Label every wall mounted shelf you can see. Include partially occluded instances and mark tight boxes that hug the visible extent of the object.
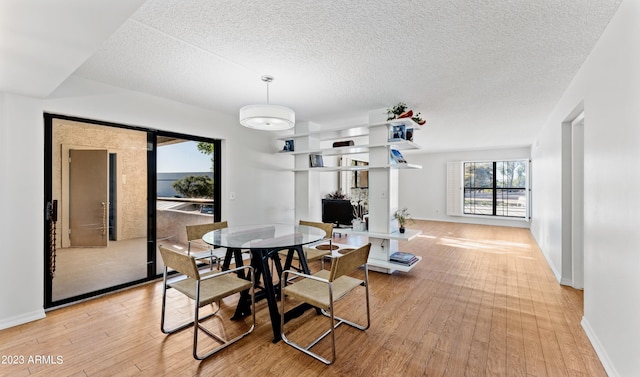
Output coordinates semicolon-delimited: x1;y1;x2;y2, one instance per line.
278;139;421;157
293;163;422;172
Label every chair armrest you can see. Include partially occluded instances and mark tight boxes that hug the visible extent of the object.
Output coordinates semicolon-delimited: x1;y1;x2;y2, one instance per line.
281;269;330;285
192;248;227;260
188;239;212;252
201;264;253;281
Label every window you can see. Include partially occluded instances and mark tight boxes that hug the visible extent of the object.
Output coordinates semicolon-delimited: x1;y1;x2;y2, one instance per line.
464;160;527;218
351;160;368;188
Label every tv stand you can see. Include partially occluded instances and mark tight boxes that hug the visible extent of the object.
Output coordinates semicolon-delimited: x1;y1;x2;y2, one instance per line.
331;224;353;237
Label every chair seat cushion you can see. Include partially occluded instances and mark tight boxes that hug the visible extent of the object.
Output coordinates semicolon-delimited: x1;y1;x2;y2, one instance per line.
282;270;363;310
168;274;252;307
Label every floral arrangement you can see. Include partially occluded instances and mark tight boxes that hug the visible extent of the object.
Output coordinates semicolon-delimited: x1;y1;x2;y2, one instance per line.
386;102;426;125
353;201;366;220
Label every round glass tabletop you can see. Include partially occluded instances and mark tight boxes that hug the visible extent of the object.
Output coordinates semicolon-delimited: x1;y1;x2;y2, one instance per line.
202;223;326;249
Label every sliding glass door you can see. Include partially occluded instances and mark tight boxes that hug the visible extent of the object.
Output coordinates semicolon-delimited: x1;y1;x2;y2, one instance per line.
44;114;220;308
154;135;221;275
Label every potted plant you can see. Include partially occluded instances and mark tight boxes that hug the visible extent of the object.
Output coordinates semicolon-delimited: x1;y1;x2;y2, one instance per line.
325;189;350;200
387;102;410;121
411;112;426;125
393;208;414;233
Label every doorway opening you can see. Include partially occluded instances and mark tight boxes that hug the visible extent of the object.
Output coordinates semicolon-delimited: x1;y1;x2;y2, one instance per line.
561;107;584;290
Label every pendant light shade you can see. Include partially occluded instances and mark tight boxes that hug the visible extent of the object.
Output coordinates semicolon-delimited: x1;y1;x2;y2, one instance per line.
239;75;295;130
239;104;295;130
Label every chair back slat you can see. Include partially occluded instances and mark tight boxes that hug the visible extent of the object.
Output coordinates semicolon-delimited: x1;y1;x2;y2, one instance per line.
329;243;371;282
299;220;333;238
186;221;228;242
159;246;201;280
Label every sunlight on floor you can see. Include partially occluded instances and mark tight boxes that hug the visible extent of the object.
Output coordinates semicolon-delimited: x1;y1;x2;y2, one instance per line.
437;236;532;254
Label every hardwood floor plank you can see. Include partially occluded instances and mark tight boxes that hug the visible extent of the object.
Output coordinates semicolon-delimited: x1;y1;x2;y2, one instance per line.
465;338;489;377
555;329;589;375
507;334;527;377
521;314;548;377
581;354;609;377
538;327;571;377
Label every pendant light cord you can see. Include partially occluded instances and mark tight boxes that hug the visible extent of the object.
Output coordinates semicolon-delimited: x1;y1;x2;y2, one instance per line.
262;75;274;104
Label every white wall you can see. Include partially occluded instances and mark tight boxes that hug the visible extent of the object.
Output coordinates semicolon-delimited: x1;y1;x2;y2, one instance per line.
531;1;640;375
0;93;47;328
398;147;531;228
0;76;295;329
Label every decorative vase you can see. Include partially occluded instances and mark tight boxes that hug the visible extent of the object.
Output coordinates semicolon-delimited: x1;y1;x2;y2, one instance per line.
399;226;405;233
352;218;364;231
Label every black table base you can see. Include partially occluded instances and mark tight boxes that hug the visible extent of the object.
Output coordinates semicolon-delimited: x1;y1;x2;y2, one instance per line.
221;245;314;342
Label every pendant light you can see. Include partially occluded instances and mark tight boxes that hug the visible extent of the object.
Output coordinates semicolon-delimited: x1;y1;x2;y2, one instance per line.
239;75;295;130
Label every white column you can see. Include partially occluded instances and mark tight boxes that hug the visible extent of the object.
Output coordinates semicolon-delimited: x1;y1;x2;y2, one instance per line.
366;110;398;269
294;122;322;222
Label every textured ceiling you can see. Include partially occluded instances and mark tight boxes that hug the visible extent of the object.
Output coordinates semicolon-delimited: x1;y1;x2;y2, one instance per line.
0;0;147;97
3;1;623;152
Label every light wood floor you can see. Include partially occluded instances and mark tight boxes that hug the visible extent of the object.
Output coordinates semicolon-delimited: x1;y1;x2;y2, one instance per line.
0;221;606;377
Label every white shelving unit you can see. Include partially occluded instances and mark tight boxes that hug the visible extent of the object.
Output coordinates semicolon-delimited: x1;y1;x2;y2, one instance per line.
339;228;421;240
278;139;421;157
292;163;422;172
337;228;423;272
362;256;423;273
282;110;425;273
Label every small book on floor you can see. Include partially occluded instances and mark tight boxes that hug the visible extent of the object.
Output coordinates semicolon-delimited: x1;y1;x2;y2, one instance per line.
390;251;418;265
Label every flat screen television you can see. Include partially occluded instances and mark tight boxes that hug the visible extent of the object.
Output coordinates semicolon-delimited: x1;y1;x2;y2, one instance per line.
321;199;354;227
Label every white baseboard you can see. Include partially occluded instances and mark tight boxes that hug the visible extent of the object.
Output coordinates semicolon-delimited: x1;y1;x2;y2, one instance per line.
0;309;46;330
539;247;562;283
581;316;619;377
560;277;573;286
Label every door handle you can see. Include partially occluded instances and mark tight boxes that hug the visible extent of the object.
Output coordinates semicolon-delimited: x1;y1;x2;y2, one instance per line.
47;200;58;277
101;201;108;236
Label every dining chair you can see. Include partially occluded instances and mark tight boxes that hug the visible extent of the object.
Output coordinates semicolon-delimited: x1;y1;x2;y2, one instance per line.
159;245;255;360
279;220;336;273
185;221;230;270
280;243;371;364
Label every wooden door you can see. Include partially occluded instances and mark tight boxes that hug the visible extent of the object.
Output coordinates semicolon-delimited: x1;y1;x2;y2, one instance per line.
69;149;108;247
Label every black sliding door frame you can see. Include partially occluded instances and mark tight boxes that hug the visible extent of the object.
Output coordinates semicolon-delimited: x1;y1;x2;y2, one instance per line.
44;113;221;309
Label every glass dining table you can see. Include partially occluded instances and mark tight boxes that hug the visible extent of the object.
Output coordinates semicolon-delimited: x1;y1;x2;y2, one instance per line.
202;223;326;342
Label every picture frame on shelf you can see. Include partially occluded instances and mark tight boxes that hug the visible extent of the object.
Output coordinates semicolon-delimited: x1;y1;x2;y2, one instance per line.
389;124;406;141
406;128;414;141
309;154;324;167
389;149;407;164
282;139;294;152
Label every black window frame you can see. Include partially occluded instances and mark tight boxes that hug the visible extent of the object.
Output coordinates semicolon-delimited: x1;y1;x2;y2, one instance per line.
463;160;528;219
